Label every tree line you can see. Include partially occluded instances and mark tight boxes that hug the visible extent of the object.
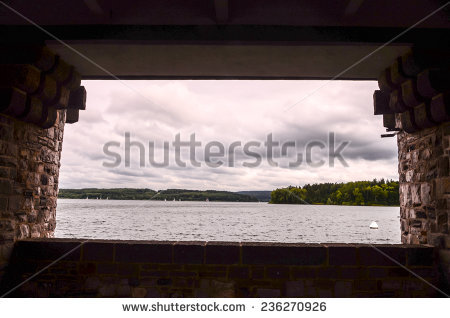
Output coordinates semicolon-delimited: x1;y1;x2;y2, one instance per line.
58;188;258;202
269;179;399;206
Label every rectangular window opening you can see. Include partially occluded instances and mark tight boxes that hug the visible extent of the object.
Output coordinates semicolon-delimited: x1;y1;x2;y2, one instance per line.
56;80;400;244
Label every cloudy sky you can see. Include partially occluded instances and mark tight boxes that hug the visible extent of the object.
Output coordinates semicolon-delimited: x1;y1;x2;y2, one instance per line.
59;80;398;191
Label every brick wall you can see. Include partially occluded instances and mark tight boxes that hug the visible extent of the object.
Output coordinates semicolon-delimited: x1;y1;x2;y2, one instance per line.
0;239;441;297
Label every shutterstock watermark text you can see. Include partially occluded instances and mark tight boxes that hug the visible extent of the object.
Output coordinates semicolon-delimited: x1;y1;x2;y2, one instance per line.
102;132;350;169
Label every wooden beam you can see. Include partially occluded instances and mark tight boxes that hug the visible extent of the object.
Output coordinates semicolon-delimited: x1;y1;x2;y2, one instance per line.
344;0;365;16
430;93;450;123
33;74;58;105
0;86;27;117
400;110;419;133
401;47;450;77
390;58;410;86
68;86;87;110
62;67;82;91
373;90;393;115
0;64;41;94
214;0;229;24
48;85;70;109
83;0;104;15
20;96;44;124
401;50;422;77
377;68;396;93
417;68;450;98
401;79;425;108
413;103;436;129
66;108;80;124
47;56;72;84
39;106;58;129
389;89;408;112
383;113;396;130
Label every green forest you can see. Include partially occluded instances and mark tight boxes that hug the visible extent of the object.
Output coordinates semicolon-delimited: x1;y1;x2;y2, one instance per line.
59;180;399;205
150;189;258;202
58;188;157;200
58;188;258;202
269;179;399;206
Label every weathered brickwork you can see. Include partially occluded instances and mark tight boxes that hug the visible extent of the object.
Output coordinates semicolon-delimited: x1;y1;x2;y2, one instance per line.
373;46;450;291
397;122;450;291
397;123;450;245
0;240;440;297
0;111;65;279
0;45;85;282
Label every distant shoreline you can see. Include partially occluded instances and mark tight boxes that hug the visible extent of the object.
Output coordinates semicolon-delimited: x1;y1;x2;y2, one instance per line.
58;188;266;202
59;181;400;206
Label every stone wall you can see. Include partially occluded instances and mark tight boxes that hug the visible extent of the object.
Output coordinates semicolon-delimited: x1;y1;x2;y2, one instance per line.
0;45;85;282
0;239;441;297
373;47;450;290
397;123;450;246
397;122;450;291
0;110;65;274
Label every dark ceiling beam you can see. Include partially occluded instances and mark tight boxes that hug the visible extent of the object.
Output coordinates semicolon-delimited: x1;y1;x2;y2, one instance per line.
344;0;365;16
1;25;449;46
83;0;104;15
214;0;229;24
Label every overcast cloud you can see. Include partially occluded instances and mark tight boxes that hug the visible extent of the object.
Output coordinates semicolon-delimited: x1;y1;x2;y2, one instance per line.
59;80;398;191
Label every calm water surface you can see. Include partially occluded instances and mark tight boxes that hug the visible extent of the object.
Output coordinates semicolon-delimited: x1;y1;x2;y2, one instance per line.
55;199;401;244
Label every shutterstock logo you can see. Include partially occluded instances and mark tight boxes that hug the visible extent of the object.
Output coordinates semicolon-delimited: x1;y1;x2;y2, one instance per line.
102;132;350;169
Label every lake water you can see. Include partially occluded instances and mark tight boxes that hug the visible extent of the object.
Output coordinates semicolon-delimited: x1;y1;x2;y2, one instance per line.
55;200;401;244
